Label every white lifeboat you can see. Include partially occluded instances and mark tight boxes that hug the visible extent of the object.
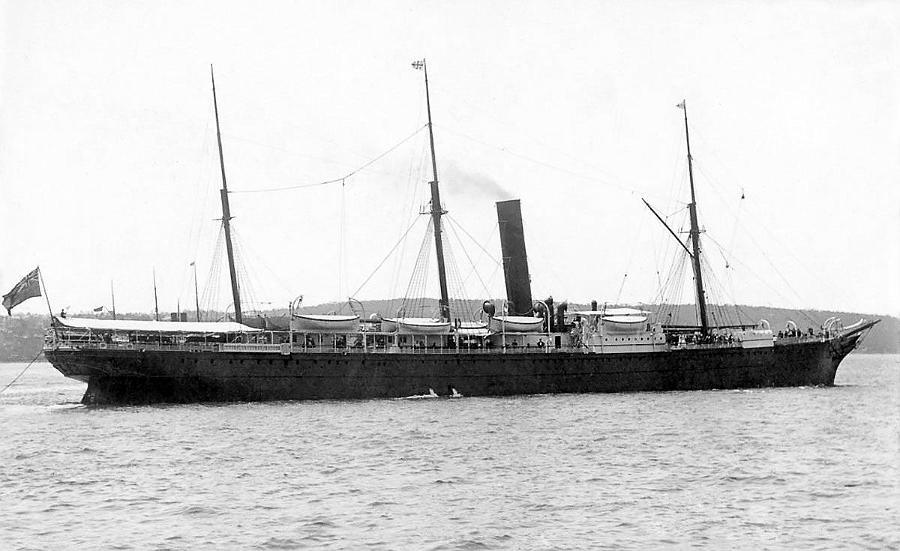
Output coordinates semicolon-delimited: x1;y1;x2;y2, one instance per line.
489;315;544;333
457;321;490;337
382;317;452;335
601;314;648;334
291;314;360;333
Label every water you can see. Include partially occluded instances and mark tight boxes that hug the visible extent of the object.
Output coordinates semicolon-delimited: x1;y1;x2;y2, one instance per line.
1;356;898;550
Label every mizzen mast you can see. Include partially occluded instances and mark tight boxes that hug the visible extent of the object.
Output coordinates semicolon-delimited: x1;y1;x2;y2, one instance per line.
415;59;451;322
678;100;709;335
211;65;243;324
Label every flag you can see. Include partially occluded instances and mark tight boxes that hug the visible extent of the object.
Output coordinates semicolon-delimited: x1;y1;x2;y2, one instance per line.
2;267;41;315
93;306;104;312
411;59;425;70
676;100;686;110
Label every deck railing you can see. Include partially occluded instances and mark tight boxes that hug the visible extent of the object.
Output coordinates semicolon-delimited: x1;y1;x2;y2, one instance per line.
44;328;830;355
45;330;566;355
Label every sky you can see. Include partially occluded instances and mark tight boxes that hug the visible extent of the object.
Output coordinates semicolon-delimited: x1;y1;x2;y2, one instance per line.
1;0;898;320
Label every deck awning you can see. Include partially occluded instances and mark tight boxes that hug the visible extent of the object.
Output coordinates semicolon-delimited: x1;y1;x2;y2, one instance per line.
52;317;262;333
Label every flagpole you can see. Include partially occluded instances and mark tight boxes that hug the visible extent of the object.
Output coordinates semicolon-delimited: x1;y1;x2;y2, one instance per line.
37;267;54;317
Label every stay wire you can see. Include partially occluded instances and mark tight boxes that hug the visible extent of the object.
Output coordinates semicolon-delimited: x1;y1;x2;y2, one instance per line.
436;124;653;198
347;217;425;303
446;218;493;300
706;236;818;327
0;349;45;395
229;125;428;194
445;214;501;266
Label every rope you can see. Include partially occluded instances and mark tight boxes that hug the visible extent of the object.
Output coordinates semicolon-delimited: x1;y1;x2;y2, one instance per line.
437;124;651;198
445;214;501;266
692;159;828;318
0;350;44;395
347;217;424;301
446;218;493;299
229;125;427;194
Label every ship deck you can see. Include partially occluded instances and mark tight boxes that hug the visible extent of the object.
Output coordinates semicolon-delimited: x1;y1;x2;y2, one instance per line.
44;328;830;356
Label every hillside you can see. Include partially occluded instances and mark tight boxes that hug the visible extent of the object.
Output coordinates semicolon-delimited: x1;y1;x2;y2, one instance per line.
1;302;896;362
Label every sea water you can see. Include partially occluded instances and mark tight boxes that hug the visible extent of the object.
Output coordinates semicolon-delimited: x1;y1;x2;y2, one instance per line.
1;355;897;550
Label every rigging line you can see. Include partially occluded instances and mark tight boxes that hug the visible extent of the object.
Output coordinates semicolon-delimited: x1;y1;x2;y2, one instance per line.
433;81;656;190
446;218;493;301
436;124;649;197
228;124;428;194
693;159;820;283
704;234;818;326
229;227;295;297
402;219;434;317
182;115;215;299
615;274;628;305
200;225;226;313
445;214;501;266
388;141;429;313
222;134;379;169
0;349;44;395
659;252;689;319
707;227;815;321
617;197;651;303
693;161;820;311
347;217;425;301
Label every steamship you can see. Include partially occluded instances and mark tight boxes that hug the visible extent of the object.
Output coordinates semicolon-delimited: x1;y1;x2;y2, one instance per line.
43;64;878;405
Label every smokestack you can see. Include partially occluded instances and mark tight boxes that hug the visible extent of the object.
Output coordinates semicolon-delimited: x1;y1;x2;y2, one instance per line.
496;199;533;316
556;301;568;331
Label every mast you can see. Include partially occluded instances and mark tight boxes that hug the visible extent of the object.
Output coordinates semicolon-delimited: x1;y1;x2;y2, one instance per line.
679;100;709;334
420;59;451;322
211;65;243;324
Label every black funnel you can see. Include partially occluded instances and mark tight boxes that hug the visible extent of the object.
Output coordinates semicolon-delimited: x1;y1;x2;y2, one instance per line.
496;199;533;316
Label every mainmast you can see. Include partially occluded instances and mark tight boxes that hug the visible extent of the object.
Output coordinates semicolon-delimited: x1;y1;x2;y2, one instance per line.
679;100;709;334
211;65;243;324
418;59;451;322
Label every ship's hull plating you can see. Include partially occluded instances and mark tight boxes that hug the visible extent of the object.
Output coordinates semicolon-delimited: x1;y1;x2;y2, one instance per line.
44;335;861;405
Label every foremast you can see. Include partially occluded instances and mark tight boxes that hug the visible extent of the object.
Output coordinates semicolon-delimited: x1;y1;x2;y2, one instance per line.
679;100;709;335
417;59;451;322
211;65;243;324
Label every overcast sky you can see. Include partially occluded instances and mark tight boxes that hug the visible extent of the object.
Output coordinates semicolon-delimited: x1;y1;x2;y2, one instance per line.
1;0;898;320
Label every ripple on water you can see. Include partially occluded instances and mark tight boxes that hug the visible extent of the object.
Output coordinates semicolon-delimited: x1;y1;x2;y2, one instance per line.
1;357;899;549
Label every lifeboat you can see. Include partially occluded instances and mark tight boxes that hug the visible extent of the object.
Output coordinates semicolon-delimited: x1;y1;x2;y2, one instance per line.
381;317;452;334
291;314;360;333
489;315;544;333
574;309;650;334
457;321;490;337
601;314;648;334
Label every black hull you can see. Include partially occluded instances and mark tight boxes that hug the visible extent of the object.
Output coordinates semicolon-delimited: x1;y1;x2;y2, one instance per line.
44;334;863;405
